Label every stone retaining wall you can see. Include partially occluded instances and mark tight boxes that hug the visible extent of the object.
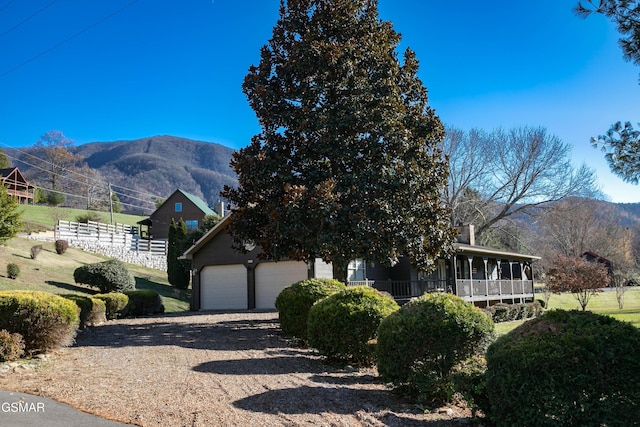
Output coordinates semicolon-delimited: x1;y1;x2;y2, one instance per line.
66;240;167;271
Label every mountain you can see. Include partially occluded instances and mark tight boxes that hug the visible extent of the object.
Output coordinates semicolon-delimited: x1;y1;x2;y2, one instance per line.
72;136;237;213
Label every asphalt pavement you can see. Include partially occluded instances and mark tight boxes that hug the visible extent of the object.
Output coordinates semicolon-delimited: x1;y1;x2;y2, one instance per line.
0;391;132;427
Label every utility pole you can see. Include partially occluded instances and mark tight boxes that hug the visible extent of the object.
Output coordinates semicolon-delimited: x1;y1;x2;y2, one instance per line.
108;183;114;224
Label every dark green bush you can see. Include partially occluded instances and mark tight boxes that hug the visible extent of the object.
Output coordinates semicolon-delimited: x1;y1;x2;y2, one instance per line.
30;245;42;260
93;293;129;320
75;211;104;223
55;239;69;255
376;293;495;404
6;263;20;279
483;301;542;323
307;286;399;365
73;259;136;293
275;278;346;341
484;309;640;426
0;329;25;362
60;295;107;328
0;291;80;354
449;355;489;416
123;290;164;317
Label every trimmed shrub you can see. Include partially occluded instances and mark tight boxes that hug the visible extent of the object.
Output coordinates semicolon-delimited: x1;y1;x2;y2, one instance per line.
93;293;129;320
54;239;69;255
449;355;489;416
30;245;42;260
123;290;164;317
484;309;640;426
275;278;346;341
75;211;104;223
377;293;495;404
307;286;399;365
6;263;20;279
0;291;80;354
483;301;542;323
73;259;136;293
60;295;107;328
0;330;25;362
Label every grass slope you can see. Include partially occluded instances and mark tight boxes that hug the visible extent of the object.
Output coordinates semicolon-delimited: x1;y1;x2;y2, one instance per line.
494;288;640;335
0;237;189;313
18;204;146;232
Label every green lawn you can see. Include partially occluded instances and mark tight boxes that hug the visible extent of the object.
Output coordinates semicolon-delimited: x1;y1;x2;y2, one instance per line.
0;236;189;313
18;204;146;232
494;288;640;335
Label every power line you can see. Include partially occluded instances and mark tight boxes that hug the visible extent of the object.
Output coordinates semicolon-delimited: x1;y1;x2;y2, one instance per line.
0;141;164;202
0;0;140;78
0;1;16;15
0;0;58;40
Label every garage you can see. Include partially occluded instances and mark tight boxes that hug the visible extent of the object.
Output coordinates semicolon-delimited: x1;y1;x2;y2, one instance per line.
255;261;309;309
200;264;247;310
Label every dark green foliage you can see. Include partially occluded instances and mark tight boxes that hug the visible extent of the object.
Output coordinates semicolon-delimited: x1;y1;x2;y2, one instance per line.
60;295;107;328
167;219;190;290
484;309;640;426
275;278;346;341
73;259;136;293
307;286;399;365
0;149;9;168
0;185;21;244
376;293;495;404
6;263;20;279
0;330;25;362
449;355;489;417
30;245;42;259
187;214;222;243
46;190;65;207
0;291;80;354
592;120;640;184
123;290;164;317
93;293;129;320
55;239;69;255
483;301;542;323
75;211;104;223
222;0;455;275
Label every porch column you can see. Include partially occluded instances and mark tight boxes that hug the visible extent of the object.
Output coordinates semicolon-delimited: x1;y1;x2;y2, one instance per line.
467;256;474;299
483;257;489;297
509;261;514;296
519;261;525;302
497;259;503;302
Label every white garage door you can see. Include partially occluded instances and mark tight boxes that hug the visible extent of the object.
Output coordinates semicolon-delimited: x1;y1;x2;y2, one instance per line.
255;261;308;309
200;265;247;310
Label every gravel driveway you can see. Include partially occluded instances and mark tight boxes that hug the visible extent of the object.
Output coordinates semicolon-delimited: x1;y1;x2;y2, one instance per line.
0;311;470;426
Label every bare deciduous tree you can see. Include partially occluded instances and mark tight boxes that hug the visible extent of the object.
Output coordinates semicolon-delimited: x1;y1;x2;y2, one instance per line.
442;126;597;242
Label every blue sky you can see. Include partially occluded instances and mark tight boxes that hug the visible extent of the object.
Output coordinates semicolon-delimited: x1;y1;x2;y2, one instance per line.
1;0;639;202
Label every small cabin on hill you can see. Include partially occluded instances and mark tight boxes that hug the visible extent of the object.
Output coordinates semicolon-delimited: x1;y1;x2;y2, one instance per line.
581;251;614;285
1;167;34;204
137;189;222;240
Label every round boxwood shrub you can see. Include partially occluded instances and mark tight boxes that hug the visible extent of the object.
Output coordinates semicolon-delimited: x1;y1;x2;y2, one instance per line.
484;309;640;426
123;290;164;317
0;291;80;354
307;286;399;365
60;295;107;328
6;263;20;279
73;259;136;293
55;239;69;255
0;329;25;362
376;293;495;404
94;292;129;320
275;278;346;341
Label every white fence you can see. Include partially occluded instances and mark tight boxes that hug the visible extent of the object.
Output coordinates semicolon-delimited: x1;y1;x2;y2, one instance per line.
54;220;168;271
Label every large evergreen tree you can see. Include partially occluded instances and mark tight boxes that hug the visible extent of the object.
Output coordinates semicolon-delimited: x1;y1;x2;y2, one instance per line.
222;0;455;274
167;218;190;289
0;185;21;244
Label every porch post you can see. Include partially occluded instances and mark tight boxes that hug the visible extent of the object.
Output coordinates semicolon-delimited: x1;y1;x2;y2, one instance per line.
483;257;489;297
467;256;474;299
497;259;502;303
509;261;514;297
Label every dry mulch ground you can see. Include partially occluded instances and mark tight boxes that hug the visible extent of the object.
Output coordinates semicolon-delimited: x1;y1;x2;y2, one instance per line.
0;311;473;426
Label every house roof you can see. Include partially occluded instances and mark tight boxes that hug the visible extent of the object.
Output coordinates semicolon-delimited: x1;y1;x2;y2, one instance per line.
179;189;215;216
181;213;541;263
1;167;34;188
581;251;613;265
181;214;232;259
455;243;541;261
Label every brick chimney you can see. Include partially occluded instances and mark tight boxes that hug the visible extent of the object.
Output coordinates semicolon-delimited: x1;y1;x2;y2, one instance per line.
455;224;475;245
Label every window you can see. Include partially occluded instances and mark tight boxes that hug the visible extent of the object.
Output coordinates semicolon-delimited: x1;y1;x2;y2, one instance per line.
175;202;182;212
185;220;198;230
347;259;366;281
